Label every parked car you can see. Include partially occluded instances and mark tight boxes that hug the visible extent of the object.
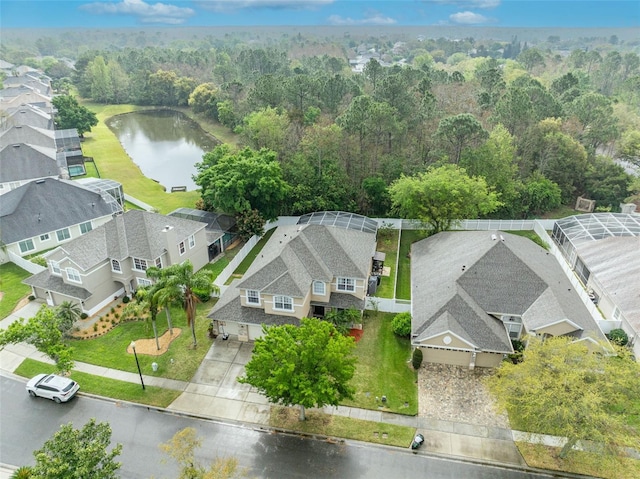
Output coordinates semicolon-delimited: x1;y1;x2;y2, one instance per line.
26;374;79;403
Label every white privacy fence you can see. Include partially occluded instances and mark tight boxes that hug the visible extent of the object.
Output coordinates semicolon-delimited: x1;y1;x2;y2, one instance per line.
7;251;46;275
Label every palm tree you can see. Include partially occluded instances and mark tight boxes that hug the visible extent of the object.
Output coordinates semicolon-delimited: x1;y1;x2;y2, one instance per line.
145;261;217;348
55;301;82;337
135;286;161;351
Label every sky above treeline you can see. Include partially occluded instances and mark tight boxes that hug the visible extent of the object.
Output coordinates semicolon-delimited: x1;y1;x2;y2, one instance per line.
1;0;638;29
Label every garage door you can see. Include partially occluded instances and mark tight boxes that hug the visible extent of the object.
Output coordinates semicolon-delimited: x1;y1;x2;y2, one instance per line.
424;348;472;367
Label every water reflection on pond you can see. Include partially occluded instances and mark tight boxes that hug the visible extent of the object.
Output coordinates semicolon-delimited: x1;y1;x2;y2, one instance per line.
106;110;218;191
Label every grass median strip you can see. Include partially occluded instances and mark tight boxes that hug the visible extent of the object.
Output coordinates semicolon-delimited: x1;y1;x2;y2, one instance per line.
270;406;415;448
14;358;181;408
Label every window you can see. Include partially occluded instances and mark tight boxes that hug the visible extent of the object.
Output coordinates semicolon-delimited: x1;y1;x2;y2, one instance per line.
155;257;163;268
50;261;61;275
79;221;92;234
66;268;81;283
273;296;293;311
111;259;121;273
313;281;326;296
246;290;260;305
188;235;195;248
137;277;152;287
613;307;621;321
19;239;35;253
337;277;355;292
502;316;522;340
56;228;71;241
40;233;50;241
132;258;147;271
179;241;186;255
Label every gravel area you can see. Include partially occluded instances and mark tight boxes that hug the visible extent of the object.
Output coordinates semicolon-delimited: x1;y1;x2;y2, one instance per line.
418;363;510;428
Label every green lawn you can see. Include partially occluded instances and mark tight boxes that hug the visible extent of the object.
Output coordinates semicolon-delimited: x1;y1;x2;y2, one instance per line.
270;406;415;448
81;103;200;214
507;230;549;249
0;263;32;320
396;230;428;300
14;358;181;408
374;228;399;298
70;301;215;382
342;312;418;415
225;229;275;284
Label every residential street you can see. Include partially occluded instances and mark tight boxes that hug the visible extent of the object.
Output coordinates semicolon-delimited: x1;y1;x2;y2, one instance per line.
1;375;561;479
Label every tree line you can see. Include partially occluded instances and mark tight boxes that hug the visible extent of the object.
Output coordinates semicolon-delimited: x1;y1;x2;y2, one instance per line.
35;40;640;225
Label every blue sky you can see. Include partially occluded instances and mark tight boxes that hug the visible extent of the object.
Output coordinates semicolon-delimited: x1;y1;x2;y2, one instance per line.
1;1;638;28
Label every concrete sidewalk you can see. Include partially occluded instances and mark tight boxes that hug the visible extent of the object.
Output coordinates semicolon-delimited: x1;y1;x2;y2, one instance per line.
0;301;530;470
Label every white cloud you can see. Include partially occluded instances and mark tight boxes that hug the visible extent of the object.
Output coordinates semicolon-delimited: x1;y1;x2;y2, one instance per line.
80;0;194;24
449;10;490;24
197;0;335;12
328;12;397;26
433;0;500;9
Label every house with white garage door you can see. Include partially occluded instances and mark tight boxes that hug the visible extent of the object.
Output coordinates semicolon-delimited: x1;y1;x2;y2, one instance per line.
208;217;377;341
411;230;608;368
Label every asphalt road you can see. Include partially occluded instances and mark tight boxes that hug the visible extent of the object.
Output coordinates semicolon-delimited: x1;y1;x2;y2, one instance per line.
1;376;557;478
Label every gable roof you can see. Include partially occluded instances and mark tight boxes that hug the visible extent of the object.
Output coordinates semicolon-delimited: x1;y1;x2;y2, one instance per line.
0;178;118;245
45;210;206;271
237;224;375;297
0;124;56;149
412;231;607;351
0;143;59;183
2;104;54;130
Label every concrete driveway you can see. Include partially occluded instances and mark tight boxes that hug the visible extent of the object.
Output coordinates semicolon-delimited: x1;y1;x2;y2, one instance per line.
167;338;271;424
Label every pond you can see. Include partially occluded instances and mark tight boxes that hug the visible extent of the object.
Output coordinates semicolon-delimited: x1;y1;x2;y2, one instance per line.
106;109;219;192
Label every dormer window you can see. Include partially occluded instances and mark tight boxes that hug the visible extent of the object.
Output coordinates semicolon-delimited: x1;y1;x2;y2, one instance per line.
313;281;326;296
66;267;81;283
50;261;61;276
246;290;260;305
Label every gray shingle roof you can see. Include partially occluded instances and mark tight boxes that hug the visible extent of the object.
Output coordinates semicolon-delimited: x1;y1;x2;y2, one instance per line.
23;269;92;300
0;143;59;182
237;224;375;297
208;281;301;327
4;104;54;130
0;178;116;245
0;125;56;149
46;210;206;271
412;231;607;350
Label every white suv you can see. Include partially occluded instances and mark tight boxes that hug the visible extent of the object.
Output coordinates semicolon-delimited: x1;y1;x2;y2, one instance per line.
26;374;80;403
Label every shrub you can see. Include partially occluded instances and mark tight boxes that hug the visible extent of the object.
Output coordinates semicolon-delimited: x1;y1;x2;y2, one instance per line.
28;295;36;301
607;328;629;346
117;304;122;308
102;324;107;329
412;348;423;369
93;324;98;332
391;312;412;337
111;319;115;324
114;313;119;319
122;295;130;304
11;466;33;478
80;312;88;319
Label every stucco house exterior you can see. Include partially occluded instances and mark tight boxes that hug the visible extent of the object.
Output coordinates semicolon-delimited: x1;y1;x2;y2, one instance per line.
411;230;608;368
23;210;209;315
0;178;120;260
208;221;377;341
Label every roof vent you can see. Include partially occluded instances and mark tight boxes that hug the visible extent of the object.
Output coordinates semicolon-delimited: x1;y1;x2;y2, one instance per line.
491;234;497;241
500;235;505;241
35;179;45;184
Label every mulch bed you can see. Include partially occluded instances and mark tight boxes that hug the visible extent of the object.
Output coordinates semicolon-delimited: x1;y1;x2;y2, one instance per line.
348;328;364;342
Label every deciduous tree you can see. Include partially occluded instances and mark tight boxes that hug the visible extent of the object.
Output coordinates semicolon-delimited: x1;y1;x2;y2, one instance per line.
239;318;357;421
30;419;122;479
389;164;501;233
0;306;74;372
487;336;640;461
51;95;98;136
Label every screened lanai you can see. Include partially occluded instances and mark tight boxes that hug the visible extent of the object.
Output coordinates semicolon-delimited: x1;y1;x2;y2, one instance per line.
297;211;378;234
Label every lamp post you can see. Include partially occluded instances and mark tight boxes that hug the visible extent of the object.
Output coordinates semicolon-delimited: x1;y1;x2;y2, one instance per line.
130;341;145;390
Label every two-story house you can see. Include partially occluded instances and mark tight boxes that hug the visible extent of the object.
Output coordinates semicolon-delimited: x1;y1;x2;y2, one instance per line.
0;178;120;260
208;222;377;341
23;210;209;315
